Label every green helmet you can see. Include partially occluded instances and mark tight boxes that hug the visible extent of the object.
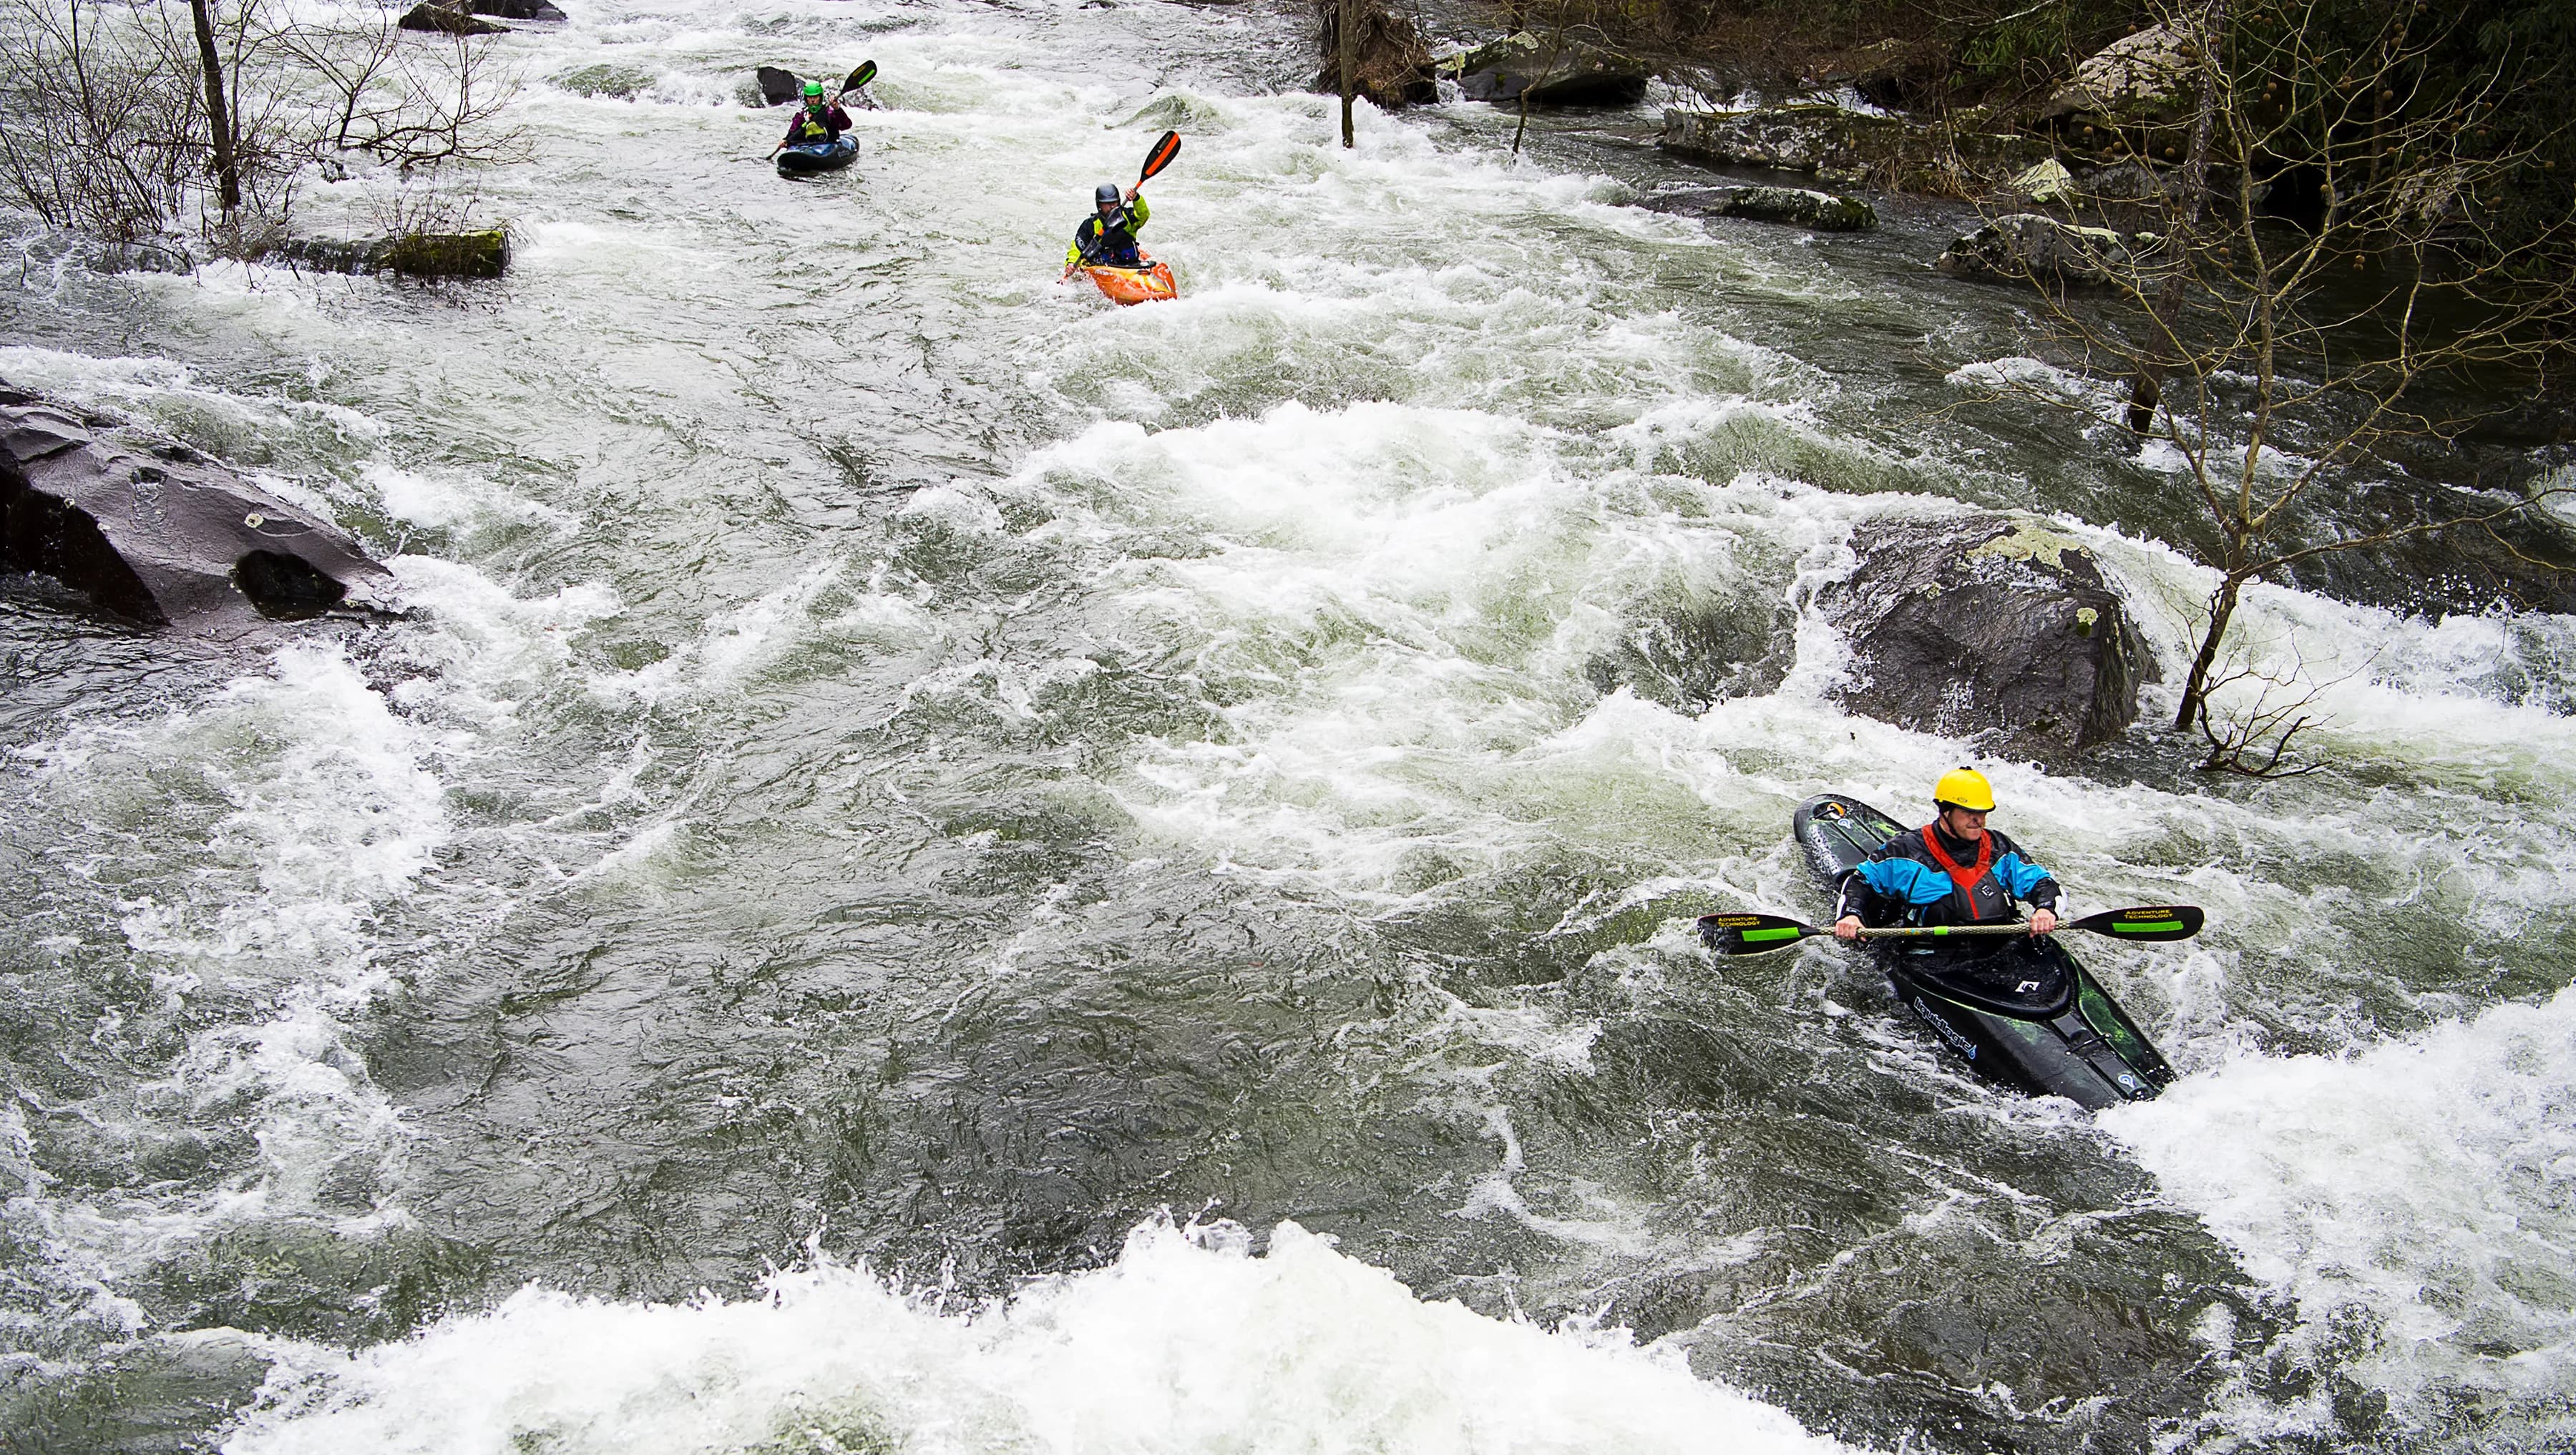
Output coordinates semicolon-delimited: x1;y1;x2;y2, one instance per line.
801;80;825;102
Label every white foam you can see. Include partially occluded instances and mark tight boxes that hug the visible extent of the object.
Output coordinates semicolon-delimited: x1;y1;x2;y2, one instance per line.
2102;988;2576;1436
224;1218;1858;1455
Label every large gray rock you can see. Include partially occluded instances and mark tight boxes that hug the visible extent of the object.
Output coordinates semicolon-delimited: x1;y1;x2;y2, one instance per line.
1936;213;2160;288
469;0;565;18
1659;105;2051;192
0;385;395;628
2042;23;2196;131
1818;514;2154;756
1441;30;1649;108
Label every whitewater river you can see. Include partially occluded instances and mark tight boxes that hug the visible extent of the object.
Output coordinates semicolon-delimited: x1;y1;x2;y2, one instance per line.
4;0;2573;1451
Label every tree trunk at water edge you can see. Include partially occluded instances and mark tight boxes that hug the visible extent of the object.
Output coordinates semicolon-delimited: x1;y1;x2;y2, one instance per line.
188;0;240;212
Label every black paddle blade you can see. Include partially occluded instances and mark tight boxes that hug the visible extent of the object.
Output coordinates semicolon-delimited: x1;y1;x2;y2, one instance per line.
843;59;876;94
2068;905;2204;941
1697;913;1818;955
1138;129;1181;183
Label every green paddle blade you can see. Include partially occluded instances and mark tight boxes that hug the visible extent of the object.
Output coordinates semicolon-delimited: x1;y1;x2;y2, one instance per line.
842;60;876;94
1697;912;1818;955
2067;905;2204;941
1139;129;1181;183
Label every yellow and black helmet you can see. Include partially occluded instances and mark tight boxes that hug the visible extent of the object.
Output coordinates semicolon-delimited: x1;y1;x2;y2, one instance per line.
1933;765;1995;813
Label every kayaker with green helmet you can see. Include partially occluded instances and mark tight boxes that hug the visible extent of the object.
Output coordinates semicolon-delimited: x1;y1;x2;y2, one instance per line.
1064;181;1150;272
1832;767;2062;941
780;80;852;149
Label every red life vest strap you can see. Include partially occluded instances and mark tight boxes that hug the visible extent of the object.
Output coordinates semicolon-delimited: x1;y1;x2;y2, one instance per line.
1919;824;1994;901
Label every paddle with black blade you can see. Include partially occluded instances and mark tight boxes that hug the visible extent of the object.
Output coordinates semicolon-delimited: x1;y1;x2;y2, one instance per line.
1697;905;2204;955
763;60;878;160
1064;129;1182;280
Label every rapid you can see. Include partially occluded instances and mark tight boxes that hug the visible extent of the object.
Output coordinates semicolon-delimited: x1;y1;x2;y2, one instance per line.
2;0;2572;1451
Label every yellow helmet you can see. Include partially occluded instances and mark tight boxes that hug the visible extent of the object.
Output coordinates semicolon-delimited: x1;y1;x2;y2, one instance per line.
1933;766;1995;813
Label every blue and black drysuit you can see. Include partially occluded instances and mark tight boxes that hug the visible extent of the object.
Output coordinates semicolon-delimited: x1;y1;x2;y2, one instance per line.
1067;194;1150;268
1835;822;2062;937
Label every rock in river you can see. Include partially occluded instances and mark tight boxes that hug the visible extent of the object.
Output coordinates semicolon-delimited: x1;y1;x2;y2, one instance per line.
1701;185;1878;230
397;2;508;34
1660;104;2051;192
0;384;396;629
1442;30;1650;108
1815;514;2153;757
1936;213;2160;289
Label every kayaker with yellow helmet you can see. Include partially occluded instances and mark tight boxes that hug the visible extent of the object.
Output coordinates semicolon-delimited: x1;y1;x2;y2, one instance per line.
1831;767;2062;941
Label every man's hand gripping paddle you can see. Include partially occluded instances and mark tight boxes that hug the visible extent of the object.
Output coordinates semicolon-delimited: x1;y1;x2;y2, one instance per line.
1697;905;2205;956
1065;130;1182;280
763;60;877;160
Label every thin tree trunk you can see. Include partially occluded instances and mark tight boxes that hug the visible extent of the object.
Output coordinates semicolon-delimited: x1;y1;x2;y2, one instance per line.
188;0;240;212
1338;0;1357;149
2125;0;2229;433
2174;570;2245;732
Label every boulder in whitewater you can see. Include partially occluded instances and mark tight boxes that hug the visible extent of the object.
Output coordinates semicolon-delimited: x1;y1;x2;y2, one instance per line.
1936;213;2160;288
753;66;802;107
1312;0;1436;109
397;2;507;35
1442;29;1649;108
469;0;565;18
0;384;396;629
1815;513;2154;757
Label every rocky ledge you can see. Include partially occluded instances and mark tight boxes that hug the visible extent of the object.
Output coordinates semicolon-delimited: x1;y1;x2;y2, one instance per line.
1;384;396;629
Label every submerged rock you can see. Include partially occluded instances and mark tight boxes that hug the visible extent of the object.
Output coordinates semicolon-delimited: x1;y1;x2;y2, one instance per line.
1936;213;2160;288
0;384;396;629
1443;29;1650;108
1659;105;2051;192
269;230;511;280
396;2;507;35
1816;513;2154;756
1312;0;1436;109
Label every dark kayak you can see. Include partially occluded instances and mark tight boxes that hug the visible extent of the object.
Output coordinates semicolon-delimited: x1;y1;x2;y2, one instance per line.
777;134;858;177
1778;793;2175;1109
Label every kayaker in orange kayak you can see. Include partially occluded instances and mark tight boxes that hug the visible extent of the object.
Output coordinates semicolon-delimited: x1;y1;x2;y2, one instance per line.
1063;182;1151;275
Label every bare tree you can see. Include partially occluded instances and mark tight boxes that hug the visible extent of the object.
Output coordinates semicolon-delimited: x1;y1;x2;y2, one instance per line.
1954;0;2576;768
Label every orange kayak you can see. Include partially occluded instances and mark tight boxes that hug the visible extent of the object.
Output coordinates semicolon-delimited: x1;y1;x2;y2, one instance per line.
1081;257;1176;305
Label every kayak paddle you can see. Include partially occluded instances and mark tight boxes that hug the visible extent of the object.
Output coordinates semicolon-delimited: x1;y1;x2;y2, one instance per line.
1697;905;2205;956
1136;129;1181;191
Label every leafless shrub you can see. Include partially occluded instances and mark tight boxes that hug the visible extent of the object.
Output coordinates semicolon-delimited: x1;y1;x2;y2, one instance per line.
0;0;523;255
275;2;527;172
0;0;201;240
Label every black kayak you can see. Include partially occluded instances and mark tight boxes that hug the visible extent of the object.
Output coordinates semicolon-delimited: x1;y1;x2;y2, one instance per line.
777;134;858;177
1780;793;2175;1109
